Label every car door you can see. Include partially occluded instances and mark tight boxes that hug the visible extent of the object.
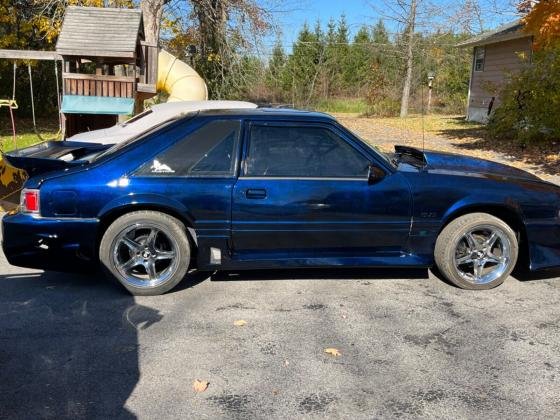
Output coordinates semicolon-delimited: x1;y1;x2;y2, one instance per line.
231;121;412;257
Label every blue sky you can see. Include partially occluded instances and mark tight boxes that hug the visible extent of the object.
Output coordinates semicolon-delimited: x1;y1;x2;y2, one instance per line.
267;0;519;49
272;0;376;44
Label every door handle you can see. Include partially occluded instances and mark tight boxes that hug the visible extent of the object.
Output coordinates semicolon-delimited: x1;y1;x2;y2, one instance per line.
246;188;267;199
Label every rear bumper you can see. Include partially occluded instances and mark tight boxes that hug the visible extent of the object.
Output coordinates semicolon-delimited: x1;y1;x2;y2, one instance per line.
2;212;99;271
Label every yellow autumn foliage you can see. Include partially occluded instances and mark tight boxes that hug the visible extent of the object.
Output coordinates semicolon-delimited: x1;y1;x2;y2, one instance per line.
523;0;560;50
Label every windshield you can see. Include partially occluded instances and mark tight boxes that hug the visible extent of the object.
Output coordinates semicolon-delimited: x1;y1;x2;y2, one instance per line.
90;114;193;162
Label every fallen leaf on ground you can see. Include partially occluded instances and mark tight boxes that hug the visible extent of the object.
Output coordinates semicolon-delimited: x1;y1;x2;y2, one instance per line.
193;379;209;393
324;348;341;357
233;319;247;326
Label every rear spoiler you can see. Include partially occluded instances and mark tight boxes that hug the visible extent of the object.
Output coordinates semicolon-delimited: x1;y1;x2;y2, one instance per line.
394;145;428;167
3;141;110;176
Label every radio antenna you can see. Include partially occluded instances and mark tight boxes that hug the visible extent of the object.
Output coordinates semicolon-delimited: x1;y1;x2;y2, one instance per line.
421;85;425;152
421;55;426;153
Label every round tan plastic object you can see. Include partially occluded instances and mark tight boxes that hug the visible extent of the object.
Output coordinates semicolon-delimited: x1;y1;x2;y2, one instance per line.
157;50;208;102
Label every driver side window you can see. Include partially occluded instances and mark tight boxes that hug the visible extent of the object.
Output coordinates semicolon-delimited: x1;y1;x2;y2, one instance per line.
245;125;369;178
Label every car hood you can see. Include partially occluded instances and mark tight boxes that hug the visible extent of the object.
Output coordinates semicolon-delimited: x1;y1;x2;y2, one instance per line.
394;145;541;182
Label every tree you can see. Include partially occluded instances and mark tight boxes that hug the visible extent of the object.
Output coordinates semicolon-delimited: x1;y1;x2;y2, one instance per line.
142;0;170;45
347;26;373;93
522;0;560;49
370;0;423;117
264;37;287;102
322;18;337;98
400;0;417;117
286;22;323;105
187;0;272;98
372;19;390;44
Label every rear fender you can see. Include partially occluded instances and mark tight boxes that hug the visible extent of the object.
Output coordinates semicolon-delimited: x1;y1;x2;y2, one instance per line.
98;193;196;227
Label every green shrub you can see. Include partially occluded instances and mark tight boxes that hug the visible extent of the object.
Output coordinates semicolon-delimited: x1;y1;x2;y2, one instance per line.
488;48;560;144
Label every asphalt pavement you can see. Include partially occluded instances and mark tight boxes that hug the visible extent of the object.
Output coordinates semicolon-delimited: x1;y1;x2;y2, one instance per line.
2;234;560;419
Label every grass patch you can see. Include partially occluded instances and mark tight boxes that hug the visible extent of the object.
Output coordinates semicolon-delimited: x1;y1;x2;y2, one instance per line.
314;98;369;114
0;117;60;152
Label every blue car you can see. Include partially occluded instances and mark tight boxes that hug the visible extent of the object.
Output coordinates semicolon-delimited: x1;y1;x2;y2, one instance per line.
2;108;560;295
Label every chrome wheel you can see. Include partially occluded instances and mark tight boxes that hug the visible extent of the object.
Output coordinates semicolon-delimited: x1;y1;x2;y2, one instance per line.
112;223;180;289
453;224;511;285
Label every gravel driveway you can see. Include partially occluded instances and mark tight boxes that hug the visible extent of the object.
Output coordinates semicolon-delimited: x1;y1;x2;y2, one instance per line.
2;226;560;418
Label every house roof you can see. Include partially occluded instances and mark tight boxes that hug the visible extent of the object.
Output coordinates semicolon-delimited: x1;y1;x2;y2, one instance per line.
56;6;143;58
457;20;530;48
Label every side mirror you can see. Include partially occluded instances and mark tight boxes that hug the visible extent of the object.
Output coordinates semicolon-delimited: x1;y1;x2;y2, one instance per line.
367;164;385;184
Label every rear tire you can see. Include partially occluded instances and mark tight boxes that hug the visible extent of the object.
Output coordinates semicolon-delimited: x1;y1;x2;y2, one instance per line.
100;211;191;296
434;213;518;290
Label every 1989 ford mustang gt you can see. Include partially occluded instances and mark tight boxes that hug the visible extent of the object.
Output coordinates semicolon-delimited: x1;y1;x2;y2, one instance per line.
3;107;560;295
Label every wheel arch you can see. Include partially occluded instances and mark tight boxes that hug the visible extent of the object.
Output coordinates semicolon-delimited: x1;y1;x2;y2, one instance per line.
440;203;528;267
96;200;198;261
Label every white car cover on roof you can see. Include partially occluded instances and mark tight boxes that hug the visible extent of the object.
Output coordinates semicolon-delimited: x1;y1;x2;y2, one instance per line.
67;100;258;145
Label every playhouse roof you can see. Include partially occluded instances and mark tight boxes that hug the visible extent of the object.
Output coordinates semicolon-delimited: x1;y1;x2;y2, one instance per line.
56;6;143;59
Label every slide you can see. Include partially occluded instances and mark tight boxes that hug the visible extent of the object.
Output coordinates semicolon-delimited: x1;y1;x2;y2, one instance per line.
157;50;208;102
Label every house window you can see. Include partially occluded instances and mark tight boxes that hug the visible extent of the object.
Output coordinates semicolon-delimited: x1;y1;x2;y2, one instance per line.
474;47;485;72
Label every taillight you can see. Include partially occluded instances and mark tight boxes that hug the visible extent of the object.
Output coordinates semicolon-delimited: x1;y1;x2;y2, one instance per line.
21;189;40;214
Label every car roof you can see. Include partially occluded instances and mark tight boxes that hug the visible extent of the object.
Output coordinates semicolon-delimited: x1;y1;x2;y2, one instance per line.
67;100;258;144
68;103;335;146
149;100;257;114
196;107;336;121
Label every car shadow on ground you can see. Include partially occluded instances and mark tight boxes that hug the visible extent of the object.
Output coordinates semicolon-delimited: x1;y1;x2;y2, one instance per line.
210;267;430;282
0;270;143;418
511;267;560;282
429;262;560;288
0;268;204;418
0;266;427;418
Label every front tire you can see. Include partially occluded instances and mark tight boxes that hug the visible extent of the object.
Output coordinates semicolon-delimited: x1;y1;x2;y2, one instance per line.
100;211;191;296
434;213;518;290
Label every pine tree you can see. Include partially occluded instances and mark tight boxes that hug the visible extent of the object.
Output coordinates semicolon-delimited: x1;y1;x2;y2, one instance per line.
287;23;323;105
265;38;287;102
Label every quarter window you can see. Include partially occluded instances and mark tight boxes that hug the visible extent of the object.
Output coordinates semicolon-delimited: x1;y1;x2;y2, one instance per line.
474;47;485;72
135;120;241;177
245;125;370;178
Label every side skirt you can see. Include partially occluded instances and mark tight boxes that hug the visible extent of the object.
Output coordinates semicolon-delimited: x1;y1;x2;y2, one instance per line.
197;246;432;271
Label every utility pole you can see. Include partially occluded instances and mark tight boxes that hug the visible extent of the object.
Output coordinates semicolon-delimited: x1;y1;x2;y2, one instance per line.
400;0;417;118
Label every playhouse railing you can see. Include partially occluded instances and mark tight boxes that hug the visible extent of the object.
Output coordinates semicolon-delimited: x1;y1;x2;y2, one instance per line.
63;73;136;98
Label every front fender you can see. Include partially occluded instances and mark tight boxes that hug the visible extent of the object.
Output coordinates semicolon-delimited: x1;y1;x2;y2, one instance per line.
407;192;526;264
441;194;525;226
